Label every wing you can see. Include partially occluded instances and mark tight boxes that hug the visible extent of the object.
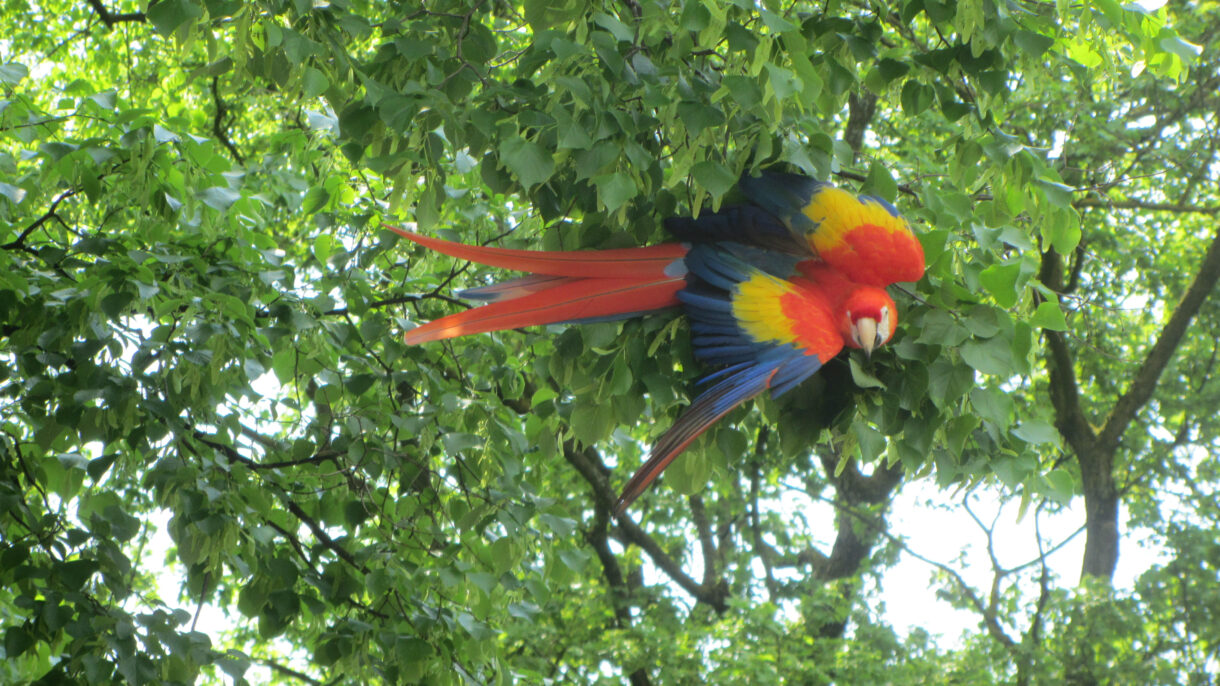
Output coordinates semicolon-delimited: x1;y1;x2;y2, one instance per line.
615;246;844;513
663;204;810;256
739;171;925;288
663;171;924;287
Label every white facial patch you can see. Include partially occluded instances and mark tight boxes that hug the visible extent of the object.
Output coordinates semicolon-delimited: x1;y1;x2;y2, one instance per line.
877;306;892;344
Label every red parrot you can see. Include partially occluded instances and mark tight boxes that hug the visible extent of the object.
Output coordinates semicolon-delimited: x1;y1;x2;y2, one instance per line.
390;172;925;513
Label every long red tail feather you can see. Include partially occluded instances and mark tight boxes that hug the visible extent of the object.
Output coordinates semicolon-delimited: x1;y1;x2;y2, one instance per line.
393;225;690;344
389;225;686;278
457;274;568;301
403;276;685;344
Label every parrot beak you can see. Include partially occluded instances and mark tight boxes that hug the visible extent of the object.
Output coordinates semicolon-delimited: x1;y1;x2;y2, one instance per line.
856;317;878;357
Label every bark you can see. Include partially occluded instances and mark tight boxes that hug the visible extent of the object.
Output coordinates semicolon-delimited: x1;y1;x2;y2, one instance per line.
844;92;879;156
811;455;904;638
1040;228;1220;580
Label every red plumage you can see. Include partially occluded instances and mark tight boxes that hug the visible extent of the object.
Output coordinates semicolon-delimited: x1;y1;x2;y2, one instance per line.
389;172;924;513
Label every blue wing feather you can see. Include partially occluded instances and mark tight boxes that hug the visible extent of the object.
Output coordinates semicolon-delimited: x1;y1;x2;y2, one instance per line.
614;346;825;513
737;171;828;234
616;235;842;513
664;205;807;255
677;289;734;313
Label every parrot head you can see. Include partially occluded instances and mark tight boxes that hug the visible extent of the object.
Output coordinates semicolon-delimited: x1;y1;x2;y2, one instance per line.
841;287;897;356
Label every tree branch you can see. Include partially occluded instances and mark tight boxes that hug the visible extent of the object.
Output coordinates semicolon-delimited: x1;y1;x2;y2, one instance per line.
1039;248;1098;456
211;76;244;164
194;428;341;470
748;427;780;598
844;91;878;156
1098;228;1220;452
85;0;146;27
585;499;634;627
1073;198;1220;214
280;498;368;573
1;189;78;251
190;429;365;572
561;442;728;612
689;495;717;587
258;657;330;686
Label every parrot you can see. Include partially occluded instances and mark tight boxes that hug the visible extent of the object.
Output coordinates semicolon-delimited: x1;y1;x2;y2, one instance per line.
389;171;925;514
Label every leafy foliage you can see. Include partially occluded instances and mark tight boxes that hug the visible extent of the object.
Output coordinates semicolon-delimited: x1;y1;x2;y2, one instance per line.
1;0;1217;683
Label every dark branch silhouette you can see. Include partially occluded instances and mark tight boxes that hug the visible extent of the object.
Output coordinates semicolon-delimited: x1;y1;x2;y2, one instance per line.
85;0;146;27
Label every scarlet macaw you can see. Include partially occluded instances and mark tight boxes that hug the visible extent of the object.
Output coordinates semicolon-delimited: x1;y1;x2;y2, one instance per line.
391;171;925;513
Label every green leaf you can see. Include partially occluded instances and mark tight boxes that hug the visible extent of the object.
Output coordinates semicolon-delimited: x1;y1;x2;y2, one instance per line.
303;186;331;215
57;559;100;589
313;233;334;264
1044;468;1076;503
302;67;329;98
961;337;1016;377
102;504;141;542
824;58;855;95
849;357;886;389
691;161;736;199
944;415;980;458
1045;209;1082;254
863;162;898;203
592;12;633;42
571;403;612;444
200;186;240;210
765;64;800;100
499;137;555;189
523;0;585;32
918;310;971;347
555;110;593;150
852;418;886;462
1013;419;1059;445
979;262;1022;308
153;125;179;144
0;63;28;85
677;102;725;137
218;652;252;681
4;627;35;658
442;433;485;454
147;0;201;35
1159;34;1202;65
877;58;911;83
970;386;1014;429
87;453;118;481
928;358;975;408
900;80;935;115
1037;179;1073;209
758;8;797;32
720;75;763;108
1013;30;1054;58
724;22;758;53
1030;301;1068;331
992;456;1030;488
963;306;1002;338
0;181;27;205
345;373;376;395
594;172;636;212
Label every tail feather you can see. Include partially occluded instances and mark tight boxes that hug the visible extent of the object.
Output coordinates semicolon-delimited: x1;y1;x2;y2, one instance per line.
457;274;568;301
389;225;687;278
403;276;684;345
